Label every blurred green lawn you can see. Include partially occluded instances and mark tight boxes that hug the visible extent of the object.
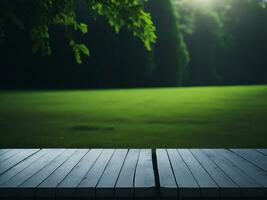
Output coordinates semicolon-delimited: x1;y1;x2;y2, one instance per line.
0;85;267;148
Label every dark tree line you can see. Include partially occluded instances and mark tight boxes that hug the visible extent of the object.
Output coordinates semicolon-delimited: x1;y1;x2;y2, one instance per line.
217;0;267;85
0;0;267;89
174;0;267;86
0;0;185;89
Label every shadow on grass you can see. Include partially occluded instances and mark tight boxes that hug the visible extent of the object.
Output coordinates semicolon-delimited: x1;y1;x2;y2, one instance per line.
70;125;115;132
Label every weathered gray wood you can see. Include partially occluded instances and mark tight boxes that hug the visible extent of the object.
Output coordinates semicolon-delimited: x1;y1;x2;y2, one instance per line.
0;149;63;198
96;149;128;197
36;149;88;198
0;149;51;186
167;149;200;198
21;149;76;187
190;149;239;198
2;149;64;187
77;149;115;198
231;149;267;171
156;149;177;197
134;149;155;197
18;149;76;197
1;148;266;200
56;149;102;198
178;149;219;198
257;149;267;156
115;149;140;197
0;149;21;163
219;149;267;187
203;149;263;198
0;149;39;175
0;149;10;156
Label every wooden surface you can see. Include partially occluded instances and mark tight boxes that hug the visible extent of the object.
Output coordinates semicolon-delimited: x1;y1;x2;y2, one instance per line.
156;149;267;199
0;148;266;199
0;148;155;199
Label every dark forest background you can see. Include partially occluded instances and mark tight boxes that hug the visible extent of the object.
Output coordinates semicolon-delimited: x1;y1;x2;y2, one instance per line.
0;0;267;89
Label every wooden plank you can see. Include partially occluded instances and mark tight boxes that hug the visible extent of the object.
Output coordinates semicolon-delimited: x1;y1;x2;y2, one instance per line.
1;148;265;199
0;149;53;197
190;149;239;198
2;149;64;187
178;149;219;198
219;149;267;187
18;149;77;197
0;149;51;186
36;149;88;198
96;149;128;197
231;149;267;171
134;149;155;197
115;149;140;197
56;149;102;198
257;149;267;156
77;149;115;198
203;149;263;198
167;149;200;198
0;149;10;156
156;149;177;197
0;149;21;163
0;149;39;175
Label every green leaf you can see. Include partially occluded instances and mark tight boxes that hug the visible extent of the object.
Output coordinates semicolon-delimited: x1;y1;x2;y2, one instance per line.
69;39;90;64
78;23;88;34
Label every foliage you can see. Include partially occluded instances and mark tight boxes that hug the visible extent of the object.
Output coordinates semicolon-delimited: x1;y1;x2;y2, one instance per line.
172;0;223;85
147;0;189;86
0;0;156;63
216;0;267;84
69;39;90;64
172;0;267;86
1;0;267;88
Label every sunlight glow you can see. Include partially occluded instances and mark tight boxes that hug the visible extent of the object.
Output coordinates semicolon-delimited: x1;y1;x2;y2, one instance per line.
198;0;210;4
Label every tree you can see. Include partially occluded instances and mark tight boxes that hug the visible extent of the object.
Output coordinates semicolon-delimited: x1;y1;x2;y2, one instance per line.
172;0;267;86
0;0;156;63
147;0;189;86
172;0;223;86
217;0;267;85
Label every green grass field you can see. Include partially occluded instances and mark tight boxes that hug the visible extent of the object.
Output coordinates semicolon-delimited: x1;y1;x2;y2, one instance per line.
0;85;267;148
